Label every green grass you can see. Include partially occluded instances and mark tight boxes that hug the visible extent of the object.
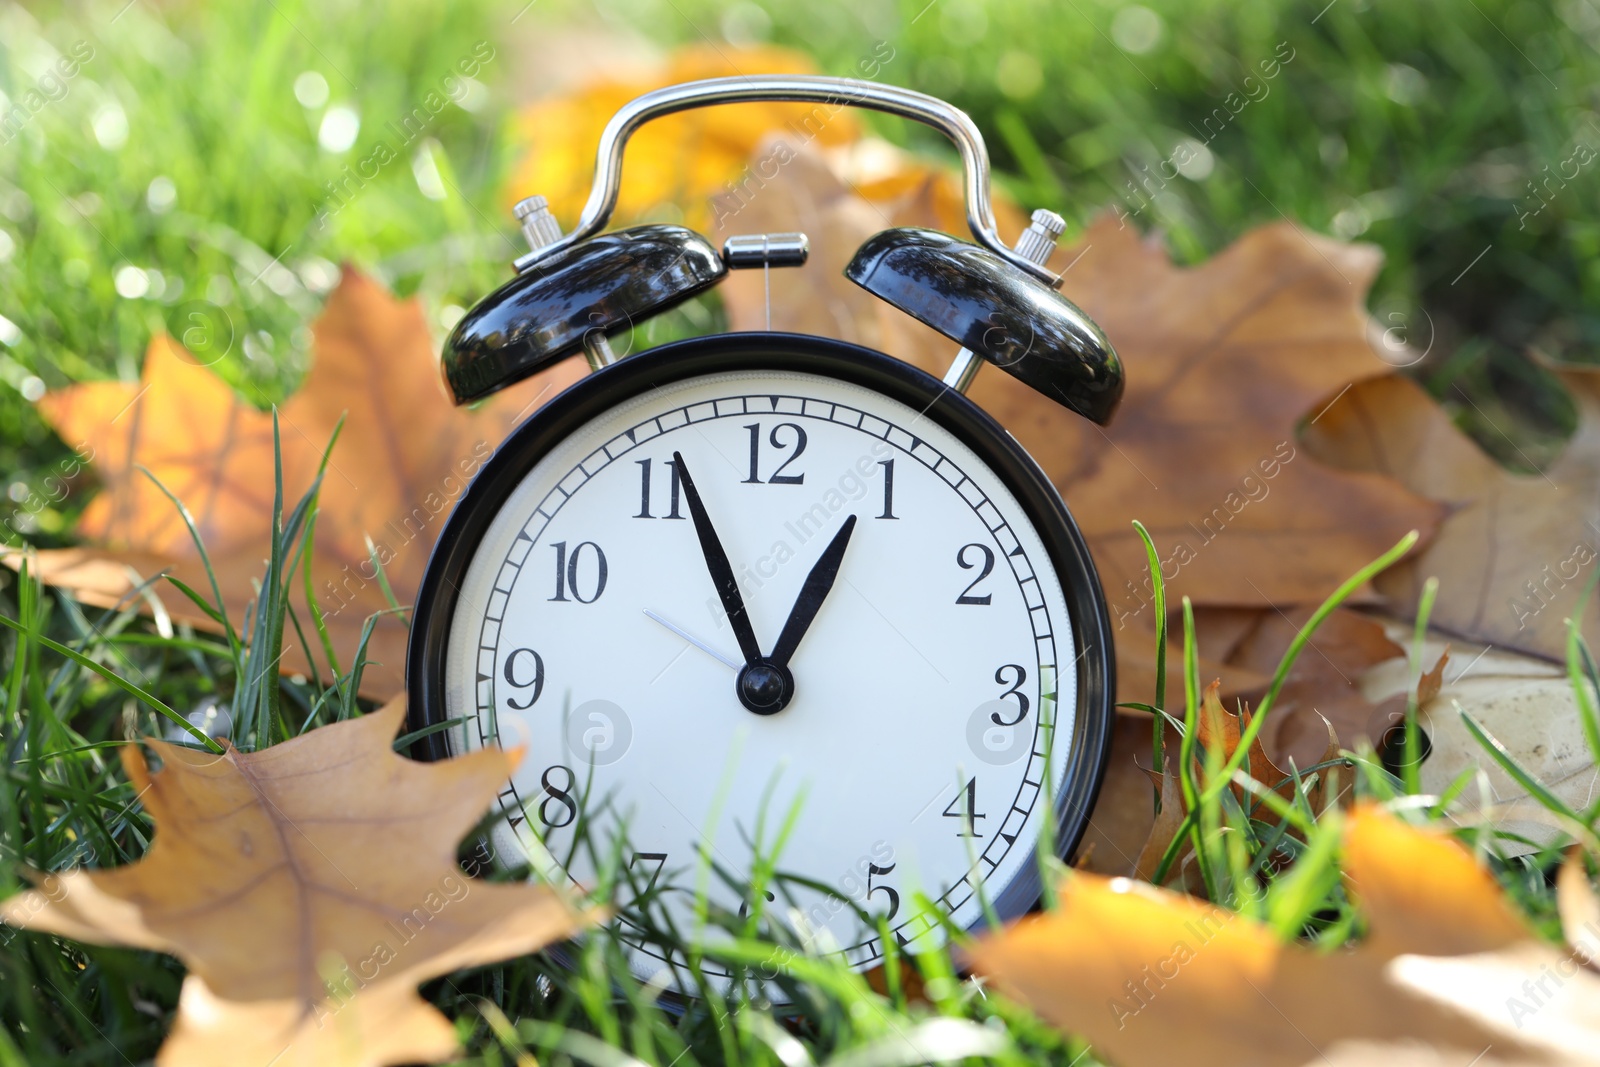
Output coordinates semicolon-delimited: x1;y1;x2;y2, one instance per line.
4;0;1600;1062
3;423;1598;1064
3;0;1595;540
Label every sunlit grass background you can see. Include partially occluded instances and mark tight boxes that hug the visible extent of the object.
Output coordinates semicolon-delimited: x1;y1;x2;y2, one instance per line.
4;0;1597;540
3;0;1599;1063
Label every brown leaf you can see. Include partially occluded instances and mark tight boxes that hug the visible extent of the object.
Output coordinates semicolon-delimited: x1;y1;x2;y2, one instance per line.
1195;678;1244;767
1084;684;1334;891
970;220;1441;612
1301;369;1600;661
7;268;583;696
0;700;586;1067
712;148;1439;714
1367;646;1449;758
712;139;1013;359
1077;711;1165;879
1359;623;1594;853
970;805;1600;1067
1132;759;1186;885
1221;607;1403;768
1417;645;1451;706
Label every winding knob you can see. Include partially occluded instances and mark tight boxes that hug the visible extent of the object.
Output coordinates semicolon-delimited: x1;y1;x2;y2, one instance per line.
1012;209;1066;269
513;195;564;253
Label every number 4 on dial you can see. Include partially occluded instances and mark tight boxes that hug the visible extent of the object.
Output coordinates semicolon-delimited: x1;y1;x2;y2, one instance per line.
942;777;986;838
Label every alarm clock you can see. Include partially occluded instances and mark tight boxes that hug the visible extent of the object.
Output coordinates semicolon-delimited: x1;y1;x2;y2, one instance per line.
406;76;1123;993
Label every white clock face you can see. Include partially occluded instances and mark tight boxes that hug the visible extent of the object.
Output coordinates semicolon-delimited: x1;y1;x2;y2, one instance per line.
442;368;1078;987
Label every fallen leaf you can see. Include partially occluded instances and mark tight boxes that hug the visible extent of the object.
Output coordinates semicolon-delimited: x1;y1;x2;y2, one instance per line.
712;144;1440;717
1077;711;1165;879
505;46;860;231
970;805;1600;1067
1418;646;1452;705
1195;678;1311;802
1132;758;1186;885
1081;677;1348;889
1558;851;1600;968
1301;368;1600;662
0;699;585;1067
7;268;583;697
1359;620;1597;853
1367;646;1451;758
712;138;1017;357
1218;607;1404;769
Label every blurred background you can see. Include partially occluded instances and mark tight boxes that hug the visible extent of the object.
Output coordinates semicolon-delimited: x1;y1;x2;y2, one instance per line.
2;0;1594;543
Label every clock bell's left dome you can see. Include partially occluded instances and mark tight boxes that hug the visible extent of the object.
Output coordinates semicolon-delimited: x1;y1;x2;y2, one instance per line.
441;225;727;404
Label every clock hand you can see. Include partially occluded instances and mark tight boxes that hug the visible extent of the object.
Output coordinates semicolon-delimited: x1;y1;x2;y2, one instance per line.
671;451;764;666
768;514;858;669
643;609;740;670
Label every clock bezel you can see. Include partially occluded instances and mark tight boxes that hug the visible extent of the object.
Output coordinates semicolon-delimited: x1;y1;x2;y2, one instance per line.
406;331;1115;946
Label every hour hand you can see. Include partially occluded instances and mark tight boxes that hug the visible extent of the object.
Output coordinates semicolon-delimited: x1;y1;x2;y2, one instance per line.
769;514;857;668
672;451;763;666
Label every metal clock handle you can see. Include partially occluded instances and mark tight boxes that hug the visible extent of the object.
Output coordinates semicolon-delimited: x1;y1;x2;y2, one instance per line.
510;75;1057;287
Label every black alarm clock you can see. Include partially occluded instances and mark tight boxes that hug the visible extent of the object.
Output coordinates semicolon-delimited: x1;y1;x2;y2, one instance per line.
407;76;1123;992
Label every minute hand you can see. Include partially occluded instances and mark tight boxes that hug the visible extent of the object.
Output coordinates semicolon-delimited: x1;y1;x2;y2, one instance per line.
672;451;763;666
769;515;858;668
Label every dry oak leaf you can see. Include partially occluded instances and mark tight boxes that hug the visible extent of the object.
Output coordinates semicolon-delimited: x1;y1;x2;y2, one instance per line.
1081;668;1354;886
0;699;586;1067
1302;369;1600;662
1077;710;1168;879
1216;605;1404;769
505;45;860;232
1359;619;1596;854
971;805;1600;1067
710;144;1441;709
714;139;1026;386
8;267;583;697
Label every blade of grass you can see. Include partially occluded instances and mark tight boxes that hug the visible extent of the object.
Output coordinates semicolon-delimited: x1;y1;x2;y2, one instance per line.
1459;707;1582;822
136;465;242;661
1176;597;1216;899
1132;520;1168;797
1403;576;1440;793
0;612;221;753
1153;530;1420;883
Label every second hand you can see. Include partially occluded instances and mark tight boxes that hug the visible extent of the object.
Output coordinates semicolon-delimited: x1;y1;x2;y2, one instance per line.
643;609;740;670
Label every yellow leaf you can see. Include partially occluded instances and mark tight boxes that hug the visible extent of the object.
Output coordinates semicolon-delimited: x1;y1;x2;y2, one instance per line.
504;45;860;230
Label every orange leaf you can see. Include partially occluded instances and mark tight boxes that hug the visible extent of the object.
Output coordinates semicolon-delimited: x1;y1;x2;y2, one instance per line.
10;267;584;697
0;701;587;1067
970;806;1600;1067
